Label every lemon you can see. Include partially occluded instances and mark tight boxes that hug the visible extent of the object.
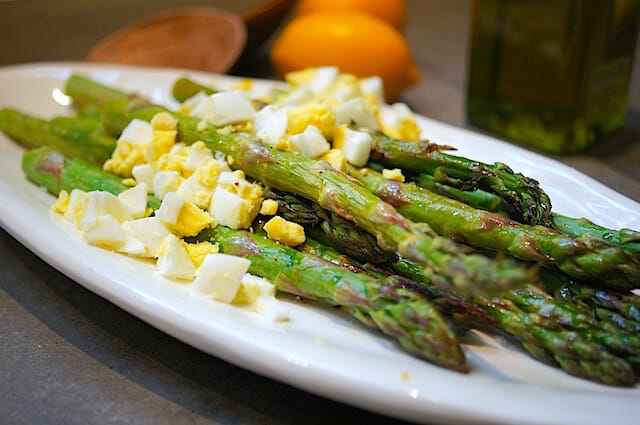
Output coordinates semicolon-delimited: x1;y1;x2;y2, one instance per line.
271;13;419;101
297;0;407;30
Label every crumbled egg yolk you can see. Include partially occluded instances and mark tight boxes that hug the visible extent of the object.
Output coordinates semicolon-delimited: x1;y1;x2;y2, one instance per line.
287;103;335;139
259;199;279;215
323;73;361;107
263;216;306;246
104;141;147;177
232;78;253;91
319;148;347;172
185;241;219;268
168;201;215;237
65;189;89;227
284;68;318;87
224;172;263;214
147;126;177;163
51;190;70;214
232;274;276;305
382;168;405;182
154;144;189;176
380;116;421;142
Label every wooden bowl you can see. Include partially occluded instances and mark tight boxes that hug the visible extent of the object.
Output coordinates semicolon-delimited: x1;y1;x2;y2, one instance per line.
85;7;247;73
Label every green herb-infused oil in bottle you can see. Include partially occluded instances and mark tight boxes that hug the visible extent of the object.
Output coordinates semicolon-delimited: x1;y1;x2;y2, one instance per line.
467;0;640;154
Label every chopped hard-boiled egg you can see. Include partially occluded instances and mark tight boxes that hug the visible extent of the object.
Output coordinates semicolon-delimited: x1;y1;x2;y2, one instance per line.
233;274;276;305
182;92;216;123
177;160;223;208
279;86;314;106
146;127;177;164
51;190;70;215
153;144;189;176
121;217;171;257
334;97;379;130
156;234;196;280
64;189;90;226
232;78;253;91
85;191;132;223
319;148;347;172
360;76;385;105
168;201;215;237
324;73;361;106
184;241;219;268
263;216;306;246
382;168;405;182
289;125;330;158
184;141;213;172
192;253;251;303
209;171;263;229
156;192;185;225
259;199;279;216
209;91;255;126
332;126;373;167
287;103;335;139
81;214;126;249
103;140;147;178
286;67;339;94
103;119;153;177
378;103;421;141
153;171;182;200
119;119;154;145
254;105;288;147
151;111;177;131
253;295;290;322
116;225;148;257
132;163;156;188
209;187;257;230
118;182;148;219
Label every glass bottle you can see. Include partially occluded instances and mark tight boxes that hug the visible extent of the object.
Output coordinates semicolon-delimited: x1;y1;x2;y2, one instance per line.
467;0;640;154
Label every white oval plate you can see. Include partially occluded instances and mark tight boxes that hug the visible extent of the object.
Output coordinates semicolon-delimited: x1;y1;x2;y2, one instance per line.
0;63;638;425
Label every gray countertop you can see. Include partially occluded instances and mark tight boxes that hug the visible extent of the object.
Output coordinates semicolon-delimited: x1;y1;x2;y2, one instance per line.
1;1;639;424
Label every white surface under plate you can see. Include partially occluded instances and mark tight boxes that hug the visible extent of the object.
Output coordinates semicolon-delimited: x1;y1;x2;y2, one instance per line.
0;63;638;425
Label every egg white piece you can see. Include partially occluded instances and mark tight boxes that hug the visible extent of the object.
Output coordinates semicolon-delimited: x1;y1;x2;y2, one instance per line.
209;91;255;126
253;295;290;322
308;67;339;94
334;97;379;130
360;76;385;104
289;125;330;159
280;86;314;106
119;119;153;145
81;214;126;248
85;191;132;223
183;92;216;123
156;192;184;225
121;217;171;257
184;142;214;172
153;171;182;200
117;224;149;256
254;105;288;147
209;187;252;230
156;234;196;280
241;274;276;297
336;128;373;167
132;163;156;188
118;182;148;219
192;253;251;303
